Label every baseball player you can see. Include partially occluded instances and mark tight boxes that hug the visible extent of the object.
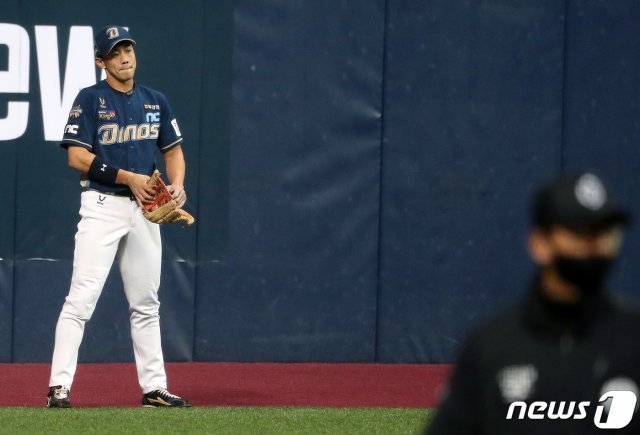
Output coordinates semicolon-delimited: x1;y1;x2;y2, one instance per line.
46;25;190;408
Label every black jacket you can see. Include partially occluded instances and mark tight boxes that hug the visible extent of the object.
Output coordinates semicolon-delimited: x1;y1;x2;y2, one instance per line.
426;282;640;435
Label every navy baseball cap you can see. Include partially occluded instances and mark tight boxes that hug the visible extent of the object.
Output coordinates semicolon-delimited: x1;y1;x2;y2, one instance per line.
94;25;135;58
533;172;630;232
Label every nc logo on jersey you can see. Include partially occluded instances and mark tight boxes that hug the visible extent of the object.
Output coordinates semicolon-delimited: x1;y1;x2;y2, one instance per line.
106;27;119;39
146;112;160;123
64;124;79;135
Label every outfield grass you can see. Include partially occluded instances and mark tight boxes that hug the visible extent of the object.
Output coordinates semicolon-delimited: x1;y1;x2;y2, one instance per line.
0;407;434;434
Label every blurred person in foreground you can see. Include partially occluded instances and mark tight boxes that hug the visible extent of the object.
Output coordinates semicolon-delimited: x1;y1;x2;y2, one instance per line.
426;172;640;434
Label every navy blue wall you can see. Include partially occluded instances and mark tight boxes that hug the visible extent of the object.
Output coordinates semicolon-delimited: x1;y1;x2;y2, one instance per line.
1;0;639;363
195;1;385;361
562;0;640;296
377;0;565;362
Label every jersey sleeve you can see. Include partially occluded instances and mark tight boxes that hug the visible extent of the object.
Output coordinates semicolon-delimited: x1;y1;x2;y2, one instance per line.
60;90;95;151
157;93;184;153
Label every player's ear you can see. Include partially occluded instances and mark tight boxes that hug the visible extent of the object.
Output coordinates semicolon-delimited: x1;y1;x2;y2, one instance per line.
528;228;554;266
95;57;105;69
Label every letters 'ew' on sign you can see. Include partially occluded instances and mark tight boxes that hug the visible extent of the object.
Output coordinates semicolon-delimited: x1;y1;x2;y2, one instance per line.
0;24;102;141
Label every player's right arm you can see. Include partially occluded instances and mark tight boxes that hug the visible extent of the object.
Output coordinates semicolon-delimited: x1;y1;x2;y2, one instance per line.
67;146;155;202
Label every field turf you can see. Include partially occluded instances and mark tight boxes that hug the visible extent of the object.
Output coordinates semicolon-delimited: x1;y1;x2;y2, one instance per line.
0;406;434;434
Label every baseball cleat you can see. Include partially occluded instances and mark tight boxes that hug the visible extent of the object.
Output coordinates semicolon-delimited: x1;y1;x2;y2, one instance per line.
47;386;72;408
142;388;191;407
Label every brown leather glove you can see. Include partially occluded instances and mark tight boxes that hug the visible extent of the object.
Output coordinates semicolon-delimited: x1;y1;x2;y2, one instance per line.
137;170;195;225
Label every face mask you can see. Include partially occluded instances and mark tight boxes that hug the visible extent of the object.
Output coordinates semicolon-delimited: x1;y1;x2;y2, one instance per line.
553;256;615;295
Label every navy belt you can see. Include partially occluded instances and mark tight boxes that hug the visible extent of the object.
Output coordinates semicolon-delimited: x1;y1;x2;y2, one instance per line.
112;190;136;201
88;189;136;201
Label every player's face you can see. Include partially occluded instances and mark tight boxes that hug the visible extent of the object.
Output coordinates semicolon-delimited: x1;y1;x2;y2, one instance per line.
529;225;623;300
529;225;623;266
97;42;137;85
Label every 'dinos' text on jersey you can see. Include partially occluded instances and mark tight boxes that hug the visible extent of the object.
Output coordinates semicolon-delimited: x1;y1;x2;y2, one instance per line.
97;123;160;145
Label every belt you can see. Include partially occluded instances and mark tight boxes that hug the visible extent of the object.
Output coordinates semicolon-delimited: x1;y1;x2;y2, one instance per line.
112;190;136;201
88;188;136;201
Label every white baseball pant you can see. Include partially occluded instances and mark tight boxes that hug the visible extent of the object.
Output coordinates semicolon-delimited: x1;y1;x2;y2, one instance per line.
49;189;167;393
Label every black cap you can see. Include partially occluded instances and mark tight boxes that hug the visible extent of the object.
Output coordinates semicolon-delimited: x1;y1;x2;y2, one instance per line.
533;172;630;232
94;25;136;58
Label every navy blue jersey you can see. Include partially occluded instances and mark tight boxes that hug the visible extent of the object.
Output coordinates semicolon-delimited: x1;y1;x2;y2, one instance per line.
61;80;183;194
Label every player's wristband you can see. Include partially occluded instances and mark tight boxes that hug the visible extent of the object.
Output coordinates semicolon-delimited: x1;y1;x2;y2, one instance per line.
88;157;119;185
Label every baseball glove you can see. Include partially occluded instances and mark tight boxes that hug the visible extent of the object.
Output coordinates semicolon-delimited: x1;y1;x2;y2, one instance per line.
137;170;195;225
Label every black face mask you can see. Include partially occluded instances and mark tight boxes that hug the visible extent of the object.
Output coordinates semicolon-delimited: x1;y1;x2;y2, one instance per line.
553;256;615;295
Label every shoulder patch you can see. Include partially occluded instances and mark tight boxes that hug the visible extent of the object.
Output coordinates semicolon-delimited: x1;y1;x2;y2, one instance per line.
69;105;82;119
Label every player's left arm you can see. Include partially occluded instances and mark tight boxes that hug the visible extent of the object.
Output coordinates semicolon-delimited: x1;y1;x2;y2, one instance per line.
163;145;187;208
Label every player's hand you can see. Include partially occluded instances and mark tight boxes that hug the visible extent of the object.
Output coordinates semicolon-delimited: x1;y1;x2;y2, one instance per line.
167;185;187;209
126;172;155;204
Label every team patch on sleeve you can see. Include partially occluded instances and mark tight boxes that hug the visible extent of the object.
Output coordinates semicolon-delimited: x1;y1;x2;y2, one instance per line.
69;105;82;119
64;124;79;135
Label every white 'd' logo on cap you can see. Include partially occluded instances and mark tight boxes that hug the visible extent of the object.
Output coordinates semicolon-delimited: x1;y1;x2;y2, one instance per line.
575;173;607;210
107;27;120;40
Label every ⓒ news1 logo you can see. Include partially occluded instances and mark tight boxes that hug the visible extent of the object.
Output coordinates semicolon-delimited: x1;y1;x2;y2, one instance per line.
506;391;638;429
